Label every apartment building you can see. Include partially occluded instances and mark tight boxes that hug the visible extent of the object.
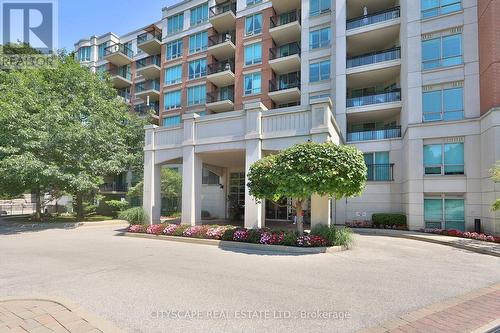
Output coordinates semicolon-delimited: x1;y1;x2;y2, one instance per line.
75;0;500;235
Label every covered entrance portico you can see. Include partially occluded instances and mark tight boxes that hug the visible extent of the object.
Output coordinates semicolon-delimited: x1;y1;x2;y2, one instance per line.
143;98;342;229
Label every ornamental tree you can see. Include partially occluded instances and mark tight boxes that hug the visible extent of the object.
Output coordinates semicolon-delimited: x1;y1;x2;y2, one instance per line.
127;168;182;202
247;142;367;234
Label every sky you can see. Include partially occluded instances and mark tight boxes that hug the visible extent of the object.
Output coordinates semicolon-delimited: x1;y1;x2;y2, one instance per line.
58;0;179;51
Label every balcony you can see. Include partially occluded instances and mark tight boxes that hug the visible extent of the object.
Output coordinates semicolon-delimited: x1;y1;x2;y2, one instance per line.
347;47;400;69
108;67;132;89
135;80;161;102
268;73;301;104
136;55;161;80
206;87;234;113
347;89;401;109
347;126;401;142
100;183;129;193
346;7;400;31
269;43;301;74
269;11;301;45
366;164;394;181
137;29;162;55
135;102;160;117
207;59;235;87
104;44;133;67
117;89;131;103
209;1;236;32
208;32;235;60
271;0;301;14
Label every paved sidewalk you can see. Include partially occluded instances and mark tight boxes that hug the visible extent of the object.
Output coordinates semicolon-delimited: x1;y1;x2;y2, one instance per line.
353;228;500;257
0;299;124;333
359;283;500;333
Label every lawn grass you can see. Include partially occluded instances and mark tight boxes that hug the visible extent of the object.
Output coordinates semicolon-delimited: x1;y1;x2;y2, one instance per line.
2;214;114;224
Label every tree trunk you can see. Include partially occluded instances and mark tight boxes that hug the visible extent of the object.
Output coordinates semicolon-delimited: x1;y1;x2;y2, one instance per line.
295;200;304;235
76;193;84;221
34;187;42;221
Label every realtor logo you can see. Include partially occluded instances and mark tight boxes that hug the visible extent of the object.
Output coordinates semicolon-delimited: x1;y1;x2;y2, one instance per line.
1;0;57;53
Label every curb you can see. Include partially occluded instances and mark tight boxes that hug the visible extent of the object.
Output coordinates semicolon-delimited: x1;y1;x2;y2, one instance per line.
121;232;346;254
0;296;126;333
353;229;500;258
1;220;128;230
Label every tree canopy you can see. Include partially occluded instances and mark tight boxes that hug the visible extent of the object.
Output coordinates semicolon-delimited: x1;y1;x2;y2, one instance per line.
127;168;182;202
247;142;367;233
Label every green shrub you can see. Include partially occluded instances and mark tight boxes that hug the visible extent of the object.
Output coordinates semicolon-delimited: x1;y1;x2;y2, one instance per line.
282;231;298;246
173;225;190;236
221;228;236;241
118;207;147;225
106;200;129;217
372;213;407;228
310;225;354;247
334;227;353;247
247;229;262;243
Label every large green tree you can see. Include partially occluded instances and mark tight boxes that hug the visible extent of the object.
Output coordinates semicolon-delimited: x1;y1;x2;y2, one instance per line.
247;142;367;234
0;55;146;220
127;168;182;202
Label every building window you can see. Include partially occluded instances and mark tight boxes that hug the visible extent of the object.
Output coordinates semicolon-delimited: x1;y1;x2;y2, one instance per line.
424;143;464;175
309;27;330;49
165;65;183;85
164;90;182;110
424;196;465;231
189;31;208;54
166;39;183;60
310;0;330;16
422;33;462;70
202;168;220;185
364;152;391;181
309;60;330;82
244;72;261;95
423;86;464;122
246;0;262;5
98;42;109;60
163;115;181;128
78;47;91;62
188;58;207;79
421;0;461;19
244;43;262;66
190;3;208;26
123;42;134;57
187;84;206;106
245;14;263;36
167;13;184;35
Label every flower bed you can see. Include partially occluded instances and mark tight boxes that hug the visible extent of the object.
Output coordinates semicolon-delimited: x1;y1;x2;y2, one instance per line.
127;224;353;248
421;228;500;244
345;220;408;230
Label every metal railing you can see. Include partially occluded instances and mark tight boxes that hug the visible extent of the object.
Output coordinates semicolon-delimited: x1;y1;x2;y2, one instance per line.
347;47;401;68
347;89;401;107
100;183;129;192
135;103;160;116
208;31;236;47
136;80;160;93
346;7;400;30
104;43;133;58
366;164;394;181
270;10;301;28
269;73;301;92
137;30;162;45
347;126;401;142
136;55;161;69
269;42;301;60
107;67;132;80
209;1;236;17
207;87;235;104
207;59;234;75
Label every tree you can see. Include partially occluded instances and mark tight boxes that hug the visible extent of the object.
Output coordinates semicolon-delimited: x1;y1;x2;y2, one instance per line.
127;168;182;203
0;55;146;220
247;142;367;234
491;162;500;211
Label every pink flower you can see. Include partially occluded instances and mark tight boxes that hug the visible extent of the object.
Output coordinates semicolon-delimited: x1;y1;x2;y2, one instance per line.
146;224;164;235
206;226;228;240
163;224;179;235
183;226;208;238
128;225;144;233
233;229;250;242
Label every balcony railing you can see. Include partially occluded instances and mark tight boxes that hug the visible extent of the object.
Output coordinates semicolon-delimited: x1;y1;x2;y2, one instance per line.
135;103;160;116
107;67;132;80
207;59;235;75
347;126;401;142
136;55;161;69
207;88;235;104
104;43;133;58
208;31;236;47
366;164;394;181
100;183;129;192
347;47;401;68
270;10;301;28
346;7;400;30
347;89;401;107
209;1;236;17
269;42;301;60
137;31;162;45
118;89;131;101
136;80;160;93
269;73;301;92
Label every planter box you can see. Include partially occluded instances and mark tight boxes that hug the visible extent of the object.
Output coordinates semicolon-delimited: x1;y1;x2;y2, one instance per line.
123;232;346;254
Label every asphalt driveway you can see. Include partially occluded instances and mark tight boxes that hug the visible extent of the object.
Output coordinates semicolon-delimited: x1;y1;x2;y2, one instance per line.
0;223;499;333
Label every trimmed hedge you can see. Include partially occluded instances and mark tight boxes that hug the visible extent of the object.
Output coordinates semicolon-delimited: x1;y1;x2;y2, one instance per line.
372;213;407;228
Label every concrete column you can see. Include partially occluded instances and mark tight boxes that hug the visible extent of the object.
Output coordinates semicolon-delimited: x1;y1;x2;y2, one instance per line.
143;125;161;225
311;194;331;229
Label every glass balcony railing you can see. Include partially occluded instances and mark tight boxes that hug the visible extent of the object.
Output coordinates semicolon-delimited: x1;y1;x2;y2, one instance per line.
137;31;162;45
209;1;236;17
366;164;394;181
346;7;400;30
107;67;132;80
104;43;133;58
270;10;301;28
208;31;236;47
136;80;160;93
347;47;401;68
100;183;129;192
347;89;401;107
269;72;301;92
206;87;235;104
135;103;160;116
269;42;301;60
347;126;401;142
207;59;235;75
136;55;161;69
